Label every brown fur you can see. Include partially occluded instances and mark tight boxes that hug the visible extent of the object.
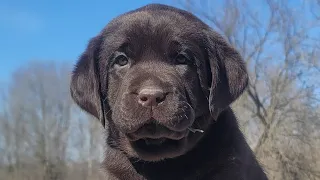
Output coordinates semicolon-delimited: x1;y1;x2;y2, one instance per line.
70;4;268;180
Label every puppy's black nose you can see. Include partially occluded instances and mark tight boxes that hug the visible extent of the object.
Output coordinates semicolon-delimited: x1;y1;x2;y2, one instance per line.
138;88;166;107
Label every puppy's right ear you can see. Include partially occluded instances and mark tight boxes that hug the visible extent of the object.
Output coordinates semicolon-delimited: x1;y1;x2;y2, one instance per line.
70;35;106;126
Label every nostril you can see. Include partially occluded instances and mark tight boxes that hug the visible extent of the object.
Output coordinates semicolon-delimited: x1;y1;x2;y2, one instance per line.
140;96;148;102
156;96;165;104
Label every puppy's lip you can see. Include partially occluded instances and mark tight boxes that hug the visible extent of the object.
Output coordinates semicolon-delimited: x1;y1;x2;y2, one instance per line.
126;130;188;141
125;121;189;141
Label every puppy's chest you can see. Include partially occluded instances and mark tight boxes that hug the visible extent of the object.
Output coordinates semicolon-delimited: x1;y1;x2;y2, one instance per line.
133;160;246;180
135;171;245;180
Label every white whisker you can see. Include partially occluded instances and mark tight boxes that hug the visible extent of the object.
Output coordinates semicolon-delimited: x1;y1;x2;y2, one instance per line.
188;127;204;133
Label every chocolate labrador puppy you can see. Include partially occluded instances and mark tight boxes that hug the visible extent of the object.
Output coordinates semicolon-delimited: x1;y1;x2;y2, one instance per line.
70;3;268;180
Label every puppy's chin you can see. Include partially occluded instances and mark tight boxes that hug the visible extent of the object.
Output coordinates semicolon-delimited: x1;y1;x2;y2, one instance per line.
125;130;204;162
130;137;188;162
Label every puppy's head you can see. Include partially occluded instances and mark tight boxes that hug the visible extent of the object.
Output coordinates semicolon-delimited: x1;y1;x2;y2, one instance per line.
70;4;248;161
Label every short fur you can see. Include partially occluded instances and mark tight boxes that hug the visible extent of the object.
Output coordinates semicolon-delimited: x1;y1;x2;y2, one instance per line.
70;4;268;180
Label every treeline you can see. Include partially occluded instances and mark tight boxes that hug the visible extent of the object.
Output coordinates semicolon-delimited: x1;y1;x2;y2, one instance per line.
0;62;105;180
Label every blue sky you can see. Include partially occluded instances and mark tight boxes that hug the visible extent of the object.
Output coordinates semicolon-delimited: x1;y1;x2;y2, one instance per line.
0;0;318;88
0;0;178;84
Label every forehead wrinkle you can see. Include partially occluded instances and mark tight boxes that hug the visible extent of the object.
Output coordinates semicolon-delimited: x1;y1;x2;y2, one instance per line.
101;10;206;67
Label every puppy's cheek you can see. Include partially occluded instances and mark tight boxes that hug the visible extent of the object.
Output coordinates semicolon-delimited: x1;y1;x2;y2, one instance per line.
118;133;139;158
183;114;212;151
111;99;130;132
156;101;195;131
187;77;209;116
107;81;122;109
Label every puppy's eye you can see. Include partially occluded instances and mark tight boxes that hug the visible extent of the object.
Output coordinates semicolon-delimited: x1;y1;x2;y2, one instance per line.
114;54;129;66
175;54;189;65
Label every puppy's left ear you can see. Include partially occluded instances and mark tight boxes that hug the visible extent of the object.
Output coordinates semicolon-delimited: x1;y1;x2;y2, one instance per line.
205;30;248;120
70;35;107;127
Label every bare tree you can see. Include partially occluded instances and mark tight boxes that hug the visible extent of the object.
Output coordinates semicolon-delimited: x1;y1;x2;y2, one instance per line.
0;61;76;180
179;0;320;179
1;61;106;180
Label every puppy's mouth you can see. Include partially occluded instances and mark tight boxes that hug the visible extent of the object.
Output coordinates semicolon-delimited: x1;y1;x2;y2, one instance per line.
143;137;167;145
126;122;188;141
126;122;188;160
134;137;181;153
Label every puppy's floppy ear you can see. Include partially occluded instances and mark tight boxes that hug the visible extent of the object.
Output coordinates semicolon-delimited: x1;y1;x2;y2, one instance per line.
205;30;248;120
70;35;107;126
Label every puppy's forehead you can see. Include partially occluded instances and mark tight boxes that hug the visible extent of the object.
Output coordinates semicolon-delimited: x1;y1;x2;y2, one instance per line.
102;10;206;53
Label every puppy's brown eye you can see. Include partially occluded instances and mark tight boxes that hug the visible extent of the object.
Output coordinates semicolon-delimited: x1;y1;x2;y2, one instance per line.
115;54;129;66
175;54;189;64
